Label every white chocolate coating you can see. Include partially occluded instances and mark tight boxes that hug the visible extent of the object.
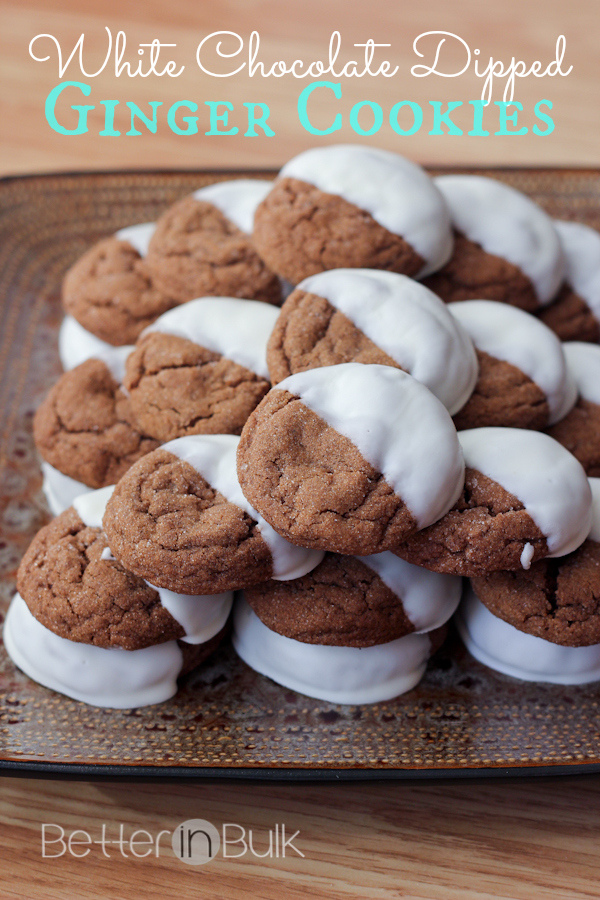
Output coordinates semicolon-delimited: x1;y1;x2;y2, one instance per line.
233;596;433;704
588;478;600;542
276;363;465;529
448;300;576;424
4;594;184;708
457;586;600;685
73;485;115;528
41;461;94;517
297;269;478;415
114;221;157;257
435;175;564;305
192;179;273;235
148;584;232;645
555;221;600;320
562;342;600;406
145;297;279;380
280;145;453;277
458;428;592;556
58;315;134;379
357;552;461;633
166;434;324;580
73;486;233;644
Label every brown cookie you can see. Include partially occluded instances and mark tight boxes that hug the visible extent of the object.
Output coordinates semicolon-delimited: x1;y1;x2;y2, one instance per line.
123;331;271;442
546;398;600;475
145;196;281;306
102;448;274;595
422;232;539;311
471;539;600;646
16;507;186;650
34;358;160;489
62;237;176;346
394;468;547;576
237;389;417;555
537;284;600;343
244;553;414;647
266;288;399;384
453;349;549;431
253;178;425;286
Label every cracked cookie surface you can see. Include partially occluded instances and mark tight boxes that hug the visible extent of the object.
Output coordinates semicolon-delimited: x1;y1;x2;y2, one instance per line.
34;358;160;489
546;399;600;476
124;332;271;442
537;284;600;343
266;289;398;384
422;231;539;311
471;540;600;646
253;178;425;285
103;449;273;594
237;390;417;555
244;552;414;646
16;508;185;650
453;350;550;431
63;237;176;345
145;196;281;305
394;468;547;576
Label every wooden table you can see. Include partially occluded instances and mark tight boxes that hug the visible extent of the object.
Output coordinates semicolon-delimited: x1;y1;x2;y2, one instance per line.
1;1;600;897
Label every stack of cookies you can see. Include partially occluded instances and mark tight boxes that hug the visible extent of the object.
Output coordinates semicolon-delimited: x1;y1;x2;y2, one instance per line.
6;143;600;707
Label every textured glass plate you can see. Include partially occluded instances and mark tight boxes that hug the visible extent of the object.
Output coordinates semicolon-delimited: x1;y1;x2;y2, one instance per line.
1;168;600;780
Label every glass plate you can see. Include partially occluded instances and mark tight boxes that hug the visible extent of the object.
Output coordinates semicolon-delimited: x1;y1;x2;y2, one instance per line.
1;167;599;780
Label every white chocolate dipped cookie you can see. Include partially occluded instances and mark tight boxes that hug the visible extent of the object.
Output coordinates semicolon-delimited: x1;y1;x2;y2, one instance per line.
456;585;600;685
62;220;178;346
244;550;461;646
547;342;600;475
237;362;465;555
267;269;478;415
449;300;576;429
34;356;160;499
232;595;446;704
17;485;233;650
145;179;282;306
8;487;233;708
423;175;564;311
470;477;600;648
395;427;592;576
124;297;280;441
102;434;324;595
253;145;453;284
539;221;600;342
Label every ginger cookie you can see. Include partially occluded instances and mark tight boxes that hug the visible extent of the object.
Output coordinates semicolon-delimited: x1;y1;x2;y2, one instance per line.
253;145;452;284
547;342;600;475
394;427;592;576
62;223;177;346
145;180;282;306
34;358;160;490
123;297;279;441
423;175;564;311
102;435;323;595
538;221;600;342
236;363;464;555
244;550;461;646
267;269;477;414
16;487;233;651
449;300;576;430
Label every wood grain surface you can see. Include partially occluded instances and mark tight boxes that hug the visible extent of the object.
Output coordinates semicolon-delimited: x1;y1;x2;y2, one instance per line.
1;774;600;899
1;2;600;898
